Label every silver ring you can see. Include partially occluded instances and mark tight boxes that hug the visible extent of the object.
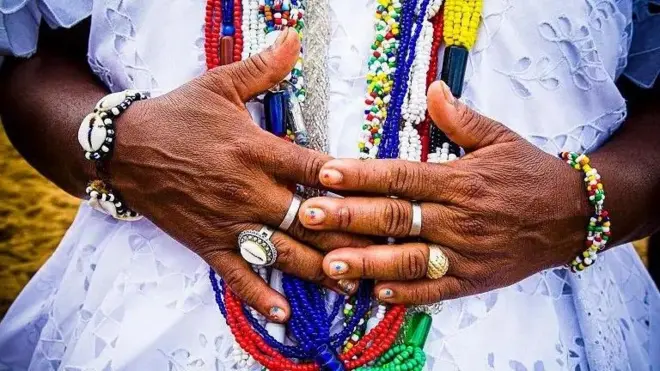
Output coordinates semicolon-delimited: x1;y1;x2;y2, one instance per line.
410;202;422;237
279;195;302;231
239;226;278;267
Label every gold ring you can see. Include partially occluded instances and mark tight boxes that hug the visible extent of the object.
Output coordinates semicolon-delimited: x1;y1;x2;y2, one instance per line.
427;245;449;279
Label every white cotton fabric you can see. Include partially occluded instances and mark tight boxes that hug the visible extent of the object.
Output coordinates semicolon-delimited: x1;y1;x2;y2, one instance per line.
1;0;659;370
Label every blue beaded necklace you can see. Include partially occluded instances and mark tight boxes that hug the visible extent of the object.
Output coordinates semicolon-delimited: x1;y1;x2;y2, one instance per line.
378;0;432;159
209;269;373;360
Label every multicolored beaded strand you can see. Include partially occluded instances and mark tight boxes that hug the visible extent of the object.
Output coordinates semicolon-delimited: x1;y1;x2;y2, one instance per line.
559;152;611;272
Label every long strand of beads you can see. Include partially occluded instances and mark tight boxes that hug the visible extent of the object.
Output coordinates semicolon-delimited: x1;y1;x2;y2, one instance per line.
419;10;443;162
205;0;222;69
378;0;432;159
398;0;442;161
218;278;406;371
359;0;402;160
233;0;244;62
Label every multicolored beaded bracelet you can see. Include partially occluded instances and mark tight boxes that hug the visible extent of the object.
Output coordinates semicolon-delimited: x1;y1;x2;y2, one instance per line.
559;151;611;272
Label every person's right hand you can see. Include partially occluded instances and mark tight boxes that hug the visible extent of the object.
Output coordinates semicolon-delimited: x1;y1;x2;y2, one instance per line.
108;29;366;322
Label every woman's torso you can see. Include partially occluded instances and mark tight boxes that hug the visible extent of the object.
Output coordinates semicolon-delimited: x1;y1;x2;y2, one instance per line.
1;1;658;370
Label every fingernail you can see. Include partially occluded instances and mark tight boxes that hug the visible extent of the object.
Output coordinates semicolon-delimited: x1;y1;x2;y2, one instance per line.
329;261;348;276
269;306;285;322
304;207;326;225
378;288;394;300
337;279;358;295
274;28;290;46
320;169;343;185
440;81;455;104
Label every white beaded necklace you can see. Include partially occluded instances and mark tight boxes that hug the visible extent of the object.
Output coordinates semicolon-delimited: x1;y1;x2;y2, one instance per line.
398;0;443;162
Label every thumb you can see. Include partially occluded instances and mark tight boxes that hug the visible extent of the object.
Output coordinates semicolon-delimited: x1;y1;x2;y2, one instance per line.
427;80;519;151
207;28;301;103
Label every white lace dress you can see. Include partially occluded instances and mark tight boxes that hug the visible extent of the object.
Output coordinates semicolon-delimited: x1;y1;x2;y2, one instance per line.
1;0;659;370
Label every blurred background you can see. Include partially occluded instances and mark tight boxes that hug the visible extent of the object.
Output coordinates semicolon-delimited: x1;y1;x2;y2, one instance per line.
0;123;652;318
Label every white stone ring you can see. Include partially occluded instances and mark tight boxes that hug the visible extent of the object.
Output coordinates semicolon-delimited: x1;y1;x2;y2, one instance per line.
409;202;422;237
279;194;302;231
239;226;278;267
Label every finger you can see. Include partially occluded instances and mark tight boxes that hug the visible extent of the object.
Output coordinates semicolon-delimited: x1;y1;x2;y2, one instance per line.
263;138;333;188
206;28;301;103
427;80;520;152
323;243;463;281
299;196;447;239
268;228;357;295
316;158;472;202
257;187;374;251
210;251;291;322
374;277;474;305
238;222;358;296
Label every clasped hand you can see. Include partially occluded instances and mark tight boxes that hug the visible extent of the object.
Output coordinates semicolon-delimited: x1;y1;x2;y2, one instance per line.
111;27;590;319
297;81;590;305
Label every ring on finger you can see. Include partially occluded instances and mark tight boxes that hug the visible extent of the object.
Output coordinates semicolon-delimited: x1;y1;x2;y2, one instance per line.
239;226;278;266
427;244;449;279
279;194;302;231
409;202;422;237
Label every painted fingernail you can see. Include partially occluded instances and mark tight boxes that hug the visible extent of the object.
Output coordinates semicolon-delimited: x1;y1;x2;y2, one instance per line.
338;279;358;295
440;80;455;104
304;207;326;225
320;169;343;185
329;261;348;276
269;306;285;322
378;288;394;300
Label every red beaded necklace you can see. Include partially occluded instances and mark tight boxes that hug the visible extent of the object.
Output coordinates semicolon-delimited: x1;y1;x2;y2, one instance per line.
420;11;444;162
204;3;408;370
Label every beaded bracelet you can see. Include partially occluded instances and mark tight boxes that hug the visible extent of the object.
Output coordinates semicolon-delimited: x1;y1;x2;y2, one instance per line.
78;90;148;221
77;90;148;161
86;180;142;221
559;152;611;272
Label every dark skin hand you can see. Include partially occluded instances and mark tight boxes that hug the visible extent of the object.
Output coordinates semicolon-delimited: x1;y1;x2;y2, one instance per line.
0;24;369;322
298;79;660;305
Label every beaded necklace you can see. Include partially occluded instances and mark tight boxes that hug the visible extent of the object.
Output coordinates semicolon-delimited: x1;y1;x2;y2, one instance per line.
204;0;485;369
205;2;408;369
351;0;483;369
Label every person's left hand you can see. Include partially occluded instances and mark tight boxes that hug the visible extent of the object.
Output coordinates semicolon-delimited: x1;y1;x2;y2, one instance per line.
297;81;592;305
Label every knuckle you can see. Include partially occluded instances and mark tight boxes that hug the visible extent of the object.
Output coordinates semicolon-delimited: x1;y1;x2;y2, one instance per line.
223;267;260;305
386;163;418;195
273;237;293;265
230;55;271;95
360;256;377;278
302;152;326;184
398;247;427;279
417;284;441;304
447;172;486;203
337;206;353;231
458;214;488;238
378;201;410;236
204;68;236;96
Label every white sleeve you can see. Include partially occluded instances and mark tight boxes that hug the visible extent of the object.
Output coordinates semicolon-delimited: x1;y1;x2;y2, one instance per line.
0;0;92;57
